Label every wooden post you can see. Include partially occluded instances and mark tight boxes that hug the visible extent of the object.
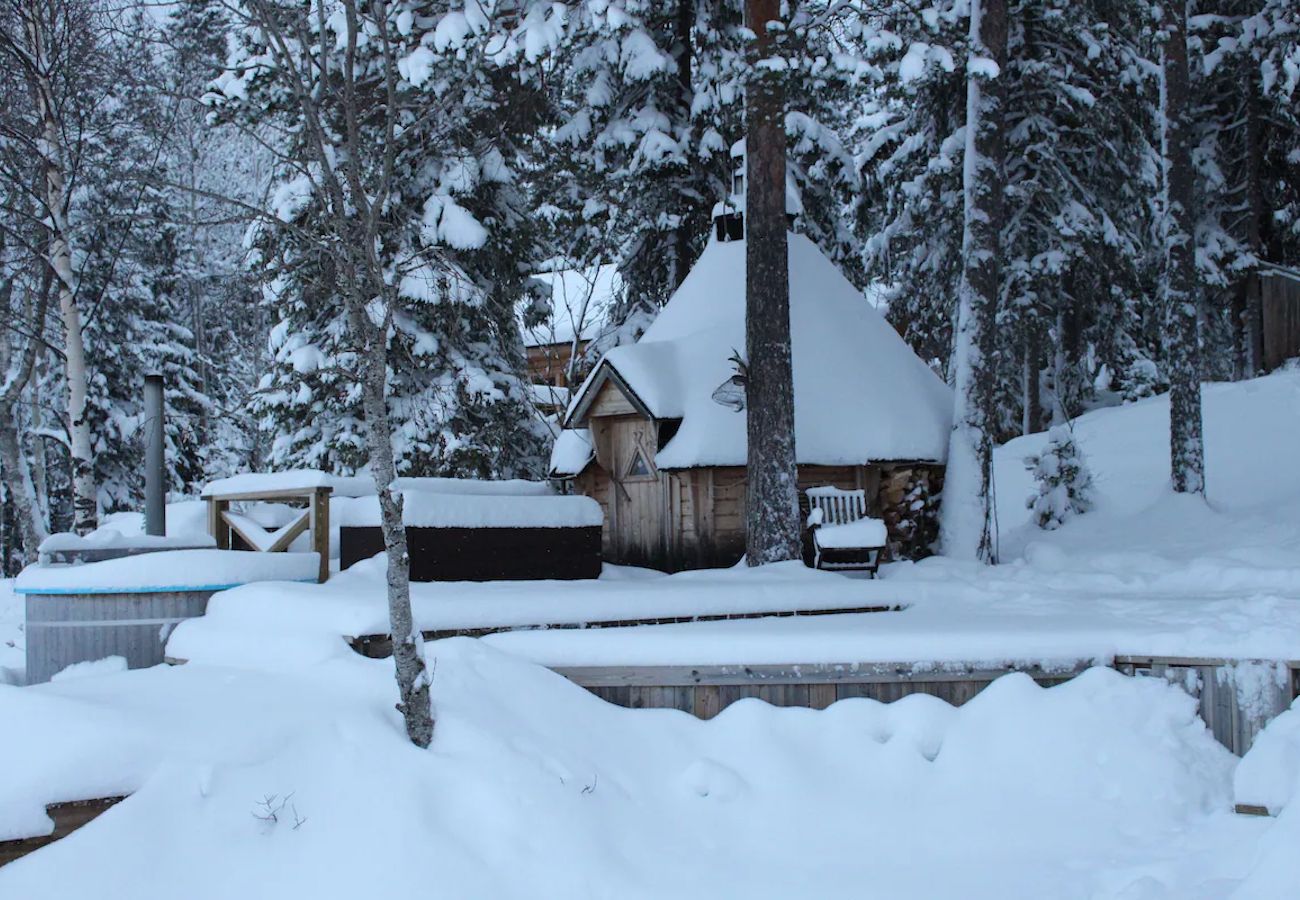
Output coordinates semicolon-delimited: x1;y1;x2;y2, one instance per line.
311;486;332;583
207;498;230;550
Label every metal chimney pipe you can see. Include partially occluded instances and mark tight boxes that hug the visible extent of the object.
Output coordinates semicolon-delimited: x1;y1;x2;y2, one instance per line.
144;373;165;537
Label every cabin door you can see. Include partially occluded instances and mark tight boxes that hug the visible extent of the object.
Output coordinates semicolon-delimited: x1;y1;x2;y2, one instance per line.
610;418;664;568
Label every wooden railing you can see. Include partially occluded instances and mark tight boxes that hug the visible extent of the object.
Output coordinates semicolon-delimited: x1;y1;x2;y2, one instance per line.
201;485;332;583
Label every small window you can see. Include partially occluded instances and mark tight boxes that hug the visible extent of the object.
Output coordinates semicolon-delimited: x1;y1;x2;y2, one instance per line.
625;446;654;479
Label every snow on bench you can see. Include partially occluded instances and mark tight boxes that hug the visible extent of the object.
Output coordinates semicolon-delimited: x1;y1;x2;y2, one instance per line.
812;516;888;549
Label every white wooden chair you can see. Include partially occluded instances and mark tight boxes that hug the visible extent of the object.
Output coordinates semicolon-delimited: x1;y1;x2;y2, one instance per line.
804;486;887;576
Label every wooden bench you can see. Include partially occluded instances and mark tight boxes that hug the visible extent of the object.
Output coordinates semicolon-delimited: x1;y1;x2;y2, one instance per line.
804;486;887;576
201;485;332;583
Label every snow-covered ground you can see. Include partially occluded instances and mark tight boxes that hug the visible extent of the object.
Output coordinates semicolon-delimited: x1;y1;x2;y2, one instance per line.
3;371;1300;895
1;641;1293;899
160;370;1300;673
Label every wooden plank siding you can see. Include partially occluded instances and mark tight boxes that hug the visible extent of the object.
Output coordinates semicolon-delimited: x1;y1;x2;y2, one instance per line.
587;380;640;418
564;658;1298;756
1262;269;1300;372
575;662;1090;720
571;396;944;571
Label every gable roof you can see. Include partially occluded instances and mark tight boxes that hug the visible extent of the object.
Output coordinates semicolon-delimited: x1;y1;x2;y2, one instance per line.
557;233;951;471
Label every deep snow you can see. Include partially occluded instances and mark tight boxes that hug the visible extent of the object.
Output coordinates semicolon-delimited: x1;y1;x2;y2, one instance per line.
0;643;1283;899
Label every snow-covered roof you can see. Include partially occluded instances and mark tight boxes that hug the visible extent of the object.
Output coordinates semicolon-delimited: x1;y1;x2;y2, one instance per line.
549;428;594;478
523;264;620;348
557;234;951;471
528;383;571;409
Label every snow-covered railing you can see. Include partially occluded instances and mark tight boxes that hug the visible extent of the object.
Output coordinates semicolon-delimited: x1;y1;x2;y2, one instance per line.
201;478;332;584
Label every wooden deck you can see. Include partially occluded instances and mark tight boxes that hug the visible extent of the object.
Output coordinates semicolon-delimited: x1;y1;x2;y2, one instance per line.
555;655;1299;759
0;796;126;868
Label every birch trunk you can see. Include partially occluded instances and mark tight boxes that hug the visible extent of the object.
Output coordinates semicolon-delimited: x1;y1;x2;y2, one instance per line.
939;0;1006;563
743;0;801;566
1160;0;1205;495
347;295;433;748
0;408;46;560
26;8;96;533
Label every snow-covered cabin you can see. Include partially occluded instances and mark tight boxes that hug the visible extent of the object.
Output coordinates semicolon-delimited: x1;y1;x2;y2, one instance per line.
549;226;952;572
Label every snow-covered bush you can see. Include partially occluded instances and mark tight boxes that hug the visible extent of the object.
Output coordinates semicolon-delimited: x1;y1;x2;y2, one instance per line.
1024;425;1094;529
1119;357;1163;403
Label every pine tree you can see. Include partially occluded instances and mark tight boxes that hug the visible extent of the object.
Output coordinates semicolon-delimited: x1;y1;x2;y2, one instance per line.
1159;0;1205;495
230;3;550;482
1024;424;1093;529
939;0;1006;563
743;0;800;566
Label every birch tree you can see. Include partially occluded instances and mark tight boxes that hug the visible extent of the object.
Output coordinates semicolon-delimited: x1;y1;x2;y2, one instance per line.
938;0;1006;562
211;0;566;745
0;0;101;533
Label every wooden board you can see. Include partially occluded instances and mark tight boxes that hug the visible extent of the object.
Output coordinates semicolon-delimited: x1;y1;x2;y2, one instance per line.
0;796;127;867
1262;269;1300;372
347;604;899;658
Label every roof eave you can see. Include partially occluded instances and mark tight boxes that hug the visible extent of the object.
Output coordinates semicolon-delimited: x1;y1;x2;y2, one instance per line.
564;359;657;428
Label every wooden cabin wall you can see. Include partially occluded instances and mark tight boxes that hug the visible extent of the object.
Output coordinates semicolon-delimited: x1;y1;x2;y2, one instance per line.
573;408;945;571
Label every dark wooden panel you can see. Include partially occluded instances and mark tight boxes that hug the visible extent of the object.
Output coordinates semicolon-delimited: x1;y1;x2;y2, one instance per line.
339;525;602;581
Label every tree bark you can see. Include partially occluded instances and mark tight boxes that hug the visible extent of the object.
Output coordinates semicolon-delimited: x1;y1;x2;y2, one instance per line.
743;0;801;566
25;6;97;534
0;250;53;561
1241;83;1265;377
1160;0;1205;495
671;0;695;292
0;406;46;561
939;0;1006;563
1022;328;1040;436
347;293;433;749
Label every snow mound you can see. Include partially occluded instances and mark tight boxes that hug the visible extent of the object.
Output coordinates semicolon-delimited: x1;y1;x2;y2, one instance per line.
15;550;321;594
0;646;1236;898
1234;697;1300;816
50;656;128;683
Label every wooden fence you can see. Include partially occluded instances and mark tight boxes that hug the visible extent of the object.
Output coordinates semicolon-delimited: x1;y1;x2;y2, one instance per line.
1262;266;1300;371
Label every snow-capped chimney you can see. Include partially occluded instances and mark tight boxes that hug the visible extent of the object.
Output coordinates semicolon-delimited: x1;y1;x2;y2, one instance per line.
710;139;802;243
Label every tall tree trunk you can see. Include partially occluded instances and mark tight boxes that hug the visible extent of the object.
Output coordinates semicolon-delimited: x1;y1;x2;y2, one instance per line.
345;287;433;748
1160;0;1205;495
1022;328;1041;436
939;0;1006;563
1241;84;1265;377
743;0;800;566
0;254;53;560
0;406;46;561
26;8;97;534
671;0;695;292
